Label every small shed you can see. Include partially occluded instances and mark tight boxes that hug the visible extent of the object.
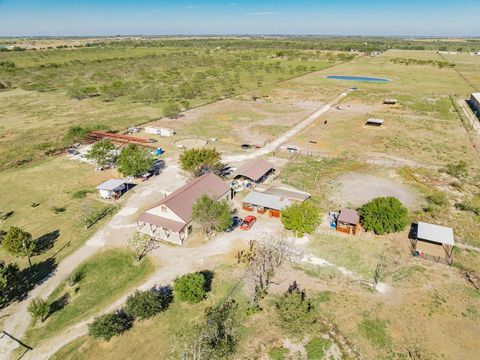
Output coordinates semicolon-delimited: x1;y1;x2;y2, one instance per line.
365;118;384;127
96;179;126;199
383;99;397;105
336;208;360;235
411;222;455;265
144;127;176;137
235;159;275;184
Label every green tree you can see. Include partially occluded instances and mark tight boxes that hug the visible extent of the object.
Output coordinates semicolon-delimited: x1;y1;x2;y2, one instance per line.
28;297;50;322
179;148;223;176
281;201;320;237
173;272;207;304
117;144;154;177
359;197;409;235
2;226;35;267
163;101;181;118
192;195;231;237
86;140;116;168
88;311;133;341
275;282;315;333
124;289;172;320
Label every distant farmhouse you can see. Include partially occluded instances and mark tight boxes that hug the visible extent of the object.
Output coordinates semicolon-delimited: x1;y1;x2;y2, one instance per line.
470;93;480;118
137;173;231;245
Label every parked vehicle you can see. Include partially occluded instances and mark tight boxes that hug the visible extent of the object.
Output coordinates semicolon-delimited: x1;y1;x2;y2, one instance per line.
240;215;257;231
225;216;241;232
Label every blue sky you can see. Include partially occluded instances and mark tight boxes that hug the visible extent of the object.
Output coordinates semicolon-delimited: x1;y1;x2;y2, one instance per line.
0;0;479;37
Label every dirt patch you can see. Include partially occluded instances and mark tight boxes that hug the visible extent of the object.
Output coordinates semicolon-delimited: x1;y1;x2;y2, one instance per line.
332;172;417;208
174;138;207;149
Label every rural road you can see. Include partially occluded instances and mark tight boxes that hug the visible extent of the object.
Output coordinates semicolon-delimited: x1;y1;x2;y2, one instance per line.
223;90;350;163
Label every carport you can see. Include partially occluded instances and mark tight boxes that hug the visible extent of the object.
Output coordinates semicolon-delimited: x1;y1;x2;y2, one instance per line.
410;222;455;265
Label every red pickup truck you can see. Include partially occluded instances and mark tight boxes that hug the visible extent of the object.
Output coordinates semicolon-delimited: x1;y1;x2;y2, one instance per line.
240;215;257;231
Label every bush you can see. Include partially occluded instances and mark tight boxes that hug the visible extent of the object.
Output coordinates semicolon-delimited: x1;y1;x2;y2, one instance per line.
71;189;95;199
268;347;289;360
50;206;66;214
281;201;321;237
163;101;181;118
65;268;84;287
358;197;409;235
426;192;448;206
173;272;207;303
358;314;391;348
275;282;315;332
124;289;172;320
28;297;50;322
305;337;332;360
442;160;468;178
88;311;133;341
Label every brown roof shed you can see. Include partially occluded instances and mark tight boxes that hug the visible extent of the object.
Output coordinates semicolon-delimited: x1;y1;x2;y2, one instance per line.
337;208;360;225
235;159;275;182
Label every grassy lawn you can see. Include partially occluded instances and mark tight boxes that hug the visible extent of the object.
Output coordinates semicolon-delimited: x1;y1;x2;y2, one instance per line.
307;233;386;280
0;157;118;269
23;249;154;346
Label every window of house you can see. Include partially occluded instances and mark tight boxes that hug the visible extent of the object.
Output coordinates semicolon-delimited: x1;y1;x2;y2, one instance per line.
161;205;167;212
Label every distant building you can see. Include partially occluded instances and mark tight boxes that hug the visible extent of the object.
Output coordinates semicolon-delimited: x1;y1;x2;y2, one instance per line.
470;93;480;117
137;173;231;245
365;118;384;127
144;127;176;137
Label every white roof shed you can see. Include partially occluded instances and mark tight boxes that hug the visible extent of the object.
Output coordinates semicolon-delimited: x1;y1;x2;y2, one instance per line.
243;191;292;211
417;222;455;246
96;179;125;191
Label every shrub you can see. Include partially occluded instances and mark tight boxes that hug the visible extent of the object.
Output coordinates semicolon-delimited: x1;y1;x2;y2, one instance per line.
71;189;95;199
305;337;332;359
28;297;50;322
163;101;181;118
50;206;66;214
268;347;289;360
65;268;84;287
281;201;321;237
173;272;207;304
124;289;172;320
426;192;448;206
192;195;231;236
442;160;468;178
358;313;391;348
359;197;409;235
275;282;315;332
88;311;133;341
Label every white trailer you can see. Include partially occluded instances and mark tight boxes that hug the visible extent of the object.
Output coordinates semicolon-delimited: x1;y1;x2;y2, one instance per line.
144;127;176;137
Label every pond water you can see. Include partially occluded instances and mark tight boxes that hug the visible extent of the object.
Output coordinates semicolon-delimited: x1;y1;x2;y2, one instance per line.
326;75;390;83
